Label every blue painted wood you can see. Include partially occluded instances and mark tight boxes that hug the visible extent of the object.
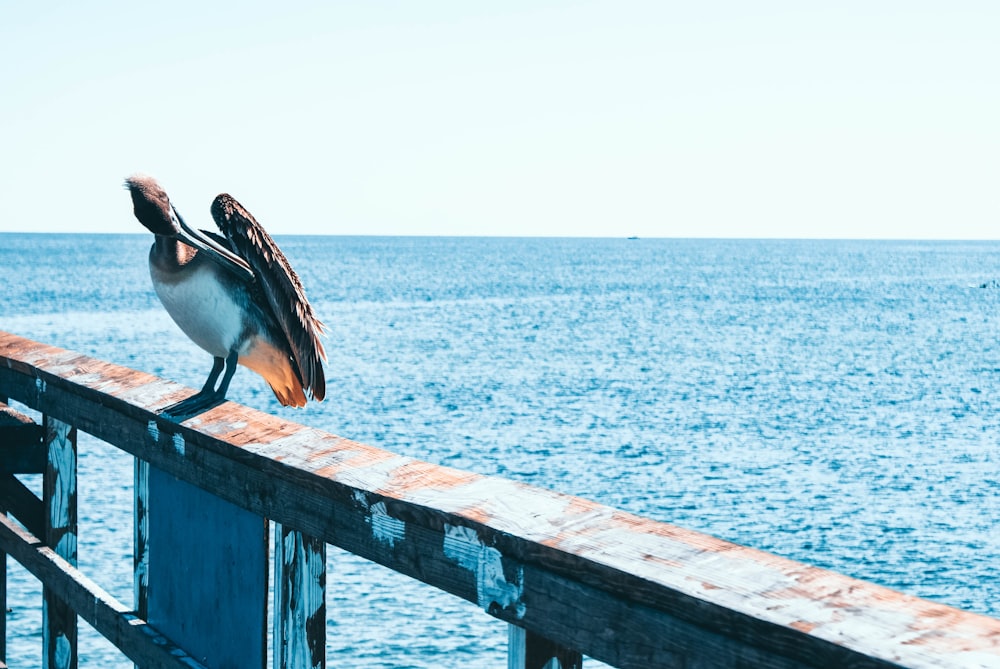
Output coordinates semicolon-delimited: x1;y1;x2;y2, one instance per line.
146;466;268;669
273;523;326;669
508;626;583;669
1;534;5;665
43;415;77;669
133;459;148;621
133;458;149;669
0;396;9;665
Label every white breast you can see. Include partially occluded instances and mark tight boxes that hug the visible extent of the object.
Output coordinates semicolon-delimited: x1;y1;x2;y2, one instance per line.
152;264;246;359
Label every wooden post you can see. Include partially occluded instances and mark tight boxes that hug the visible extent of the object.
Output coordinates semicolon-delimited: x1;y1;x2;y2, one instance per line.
133;456;149;669
1;394;6;667
273;523;326;669
1;394;7;665
508;626;583;669
133;458;148;621
145;464;268;669
43;415;77;669
1;509;5;667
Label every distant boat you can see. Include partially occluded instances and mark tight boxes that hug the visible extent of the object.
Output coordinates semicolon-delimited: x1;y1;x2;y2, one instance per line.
627;236;640;240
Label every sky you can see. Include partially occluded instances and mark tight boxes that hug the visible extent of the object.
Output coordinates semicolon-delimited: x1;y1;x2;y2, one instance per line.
1;1;997;238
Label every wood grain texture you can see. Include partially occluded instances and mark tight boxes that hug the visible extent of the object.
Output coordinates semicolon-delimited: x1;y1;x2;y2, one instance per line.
0;397;11;662
508;626;583;669
0;399;39;664
0;472;44;538
147;467;268;669
43;414;77;669
134;458;149;669
0;511;206;669
0;401;44;473
134;458;149;623
3;331;1000;669
1;520;4;664
274;524;326;669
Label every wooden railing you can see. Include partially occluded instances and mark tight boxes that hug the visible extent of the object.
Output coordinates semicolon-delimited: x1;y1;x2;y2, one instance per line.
1;330;999;668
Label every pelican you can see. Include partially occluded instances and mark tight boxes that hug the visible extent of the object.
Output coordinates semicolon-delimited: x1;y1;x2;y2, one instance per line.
124;175;326;418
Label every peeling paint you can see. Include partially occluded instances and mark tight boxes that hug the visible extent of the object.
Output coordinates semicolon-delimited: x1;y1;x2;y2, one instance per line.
443;524;480;571
172;433;185;457
134;460;149;616
53;632;72;669
36;376;46;394
369;501;406;548
47;421;76;532
354;492;407;548
276;524;325;669
147;420;159;442
55;533;76;561
443;524;525;618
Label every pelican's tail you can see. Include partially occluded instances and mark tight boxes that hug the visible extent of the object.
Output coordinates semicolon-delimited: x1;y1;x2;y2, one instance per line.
239;340;309;408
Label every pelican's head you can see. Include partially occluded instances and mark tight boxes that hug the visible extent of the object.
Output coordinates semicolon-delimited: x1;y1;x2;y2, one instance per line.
124;174;182;237
123;173;256;282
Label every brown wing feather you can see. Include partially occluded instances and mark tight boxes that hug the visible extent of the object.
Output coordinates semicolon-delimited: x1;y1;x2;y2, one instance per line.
210;193;327;402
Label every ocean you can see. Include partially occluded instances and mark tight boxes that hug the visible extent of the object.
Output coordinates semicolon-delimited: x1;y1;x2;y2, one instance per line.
2;233;999;667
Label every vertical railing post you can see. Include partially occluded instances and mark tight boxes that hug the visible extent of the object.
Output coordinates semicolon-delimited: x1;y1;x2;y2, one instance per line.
43;415;77;669
133;458;149;618
508;626;583;669
0;536;5;667
134;458;150;669
274;523;326;669
1;510;6;667
0;393;6;666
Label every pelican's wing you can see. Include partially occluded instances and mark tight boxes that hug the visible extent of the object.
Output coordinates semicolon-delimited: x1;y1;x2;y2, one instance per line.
210;193;327;402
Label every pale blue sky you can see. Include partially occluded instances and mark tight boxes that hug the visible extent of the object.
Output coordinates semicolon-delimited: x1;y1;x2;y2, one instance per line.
1;2;997;238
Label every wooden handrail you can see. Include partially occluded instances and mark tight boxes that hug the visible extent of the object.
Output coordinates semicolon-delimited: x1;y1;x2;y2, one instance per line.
2;330;1000;668
0;512;206;669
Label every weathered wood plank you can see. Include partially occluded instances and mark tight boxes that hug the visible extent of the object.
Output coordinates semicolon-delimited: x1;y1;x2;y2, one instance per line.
1;520;5;666
0;401;44;473
274;524;326;669
3;331;1000;668
146;467;268;669
134;458;149;669
0;510;206;669
1;398;8;665
508;626;583;669
43;414;77;669
134;458;148;618
0;472;44;538
0;467;39;669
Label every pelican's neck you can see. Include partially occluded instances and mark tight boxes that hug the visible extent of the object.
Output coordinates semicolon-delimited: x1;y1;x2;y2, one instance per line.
150;235;198;274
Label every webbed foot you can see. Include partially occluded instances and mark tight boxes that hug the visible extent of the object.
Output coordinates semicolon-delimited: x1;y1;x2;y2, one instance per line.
160;391;226;420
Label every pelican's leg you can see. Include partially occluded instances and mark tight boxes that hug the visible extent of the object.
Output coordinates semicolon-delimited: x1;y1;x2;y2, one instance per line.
198;356;226;394
214;349;240;399
161;351;239;419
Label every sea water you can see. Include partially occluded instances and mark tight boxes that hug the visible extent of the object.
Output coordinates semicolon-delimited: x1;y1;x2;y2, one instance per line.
1;234;999;667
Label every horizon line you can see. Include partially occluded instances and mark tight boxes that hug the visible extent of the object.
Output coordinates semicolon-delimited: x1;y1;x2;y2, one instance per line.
1;230;1000;243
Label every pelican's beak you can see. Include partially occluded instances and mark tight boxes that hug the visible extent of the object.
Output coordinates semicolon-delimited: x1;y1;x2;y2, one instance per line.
171;207;255;283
